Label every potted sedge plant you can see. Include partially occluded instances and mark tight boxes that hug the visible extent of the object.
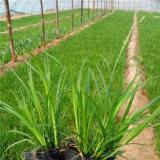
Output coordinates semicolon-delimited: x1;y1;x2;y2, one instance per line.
0;55;69;160
67;61;160;160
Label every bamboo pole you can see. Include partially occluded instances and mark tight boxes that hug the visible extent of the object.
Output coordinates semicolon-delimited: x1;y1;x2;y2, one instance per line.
95;0;99;17
81;0;83;27
101;0;103;16
106;0;108;12
112;0;114;10
55;0;60;35
96;0;99;16
118;0;119;10
40;0;45;44
4;0;16;63
88;0;90;20
71;0;74;30
93;0;95;19
104;0;106;14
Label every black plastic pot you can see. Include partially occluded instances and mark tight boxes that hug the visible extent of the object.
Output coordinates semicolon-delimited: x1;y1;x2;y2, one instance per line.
36;151;49;160
23;151;48;160
65;147;82;160
23;151;34;160
48;149;65;160
23;149;64;160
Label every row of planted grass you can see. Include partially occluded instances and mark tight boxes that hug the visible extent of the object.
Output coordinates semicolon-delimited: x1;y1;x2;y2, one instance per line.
0;11;134;160
0;9;101;32
138;12;160;154
0;9;102;64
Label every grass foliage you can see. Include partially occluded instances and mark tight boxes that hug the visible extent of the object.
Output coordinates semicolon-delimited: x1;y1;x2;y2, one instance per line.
0;9;102;64
138;12;160;154
0;11;135;159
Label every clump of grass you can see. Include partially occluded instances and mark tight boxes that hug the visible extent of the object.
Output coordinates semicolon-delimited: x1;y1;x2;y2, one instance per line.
138;12;160;154
70;61;160;159
0;55;68;151
1;54;160;159
0;11;134;159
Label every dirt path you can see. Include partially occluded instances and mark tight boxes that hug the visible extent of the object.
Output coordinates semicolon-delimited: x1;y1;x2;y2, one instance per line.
0;12;114;76
116;13;159;160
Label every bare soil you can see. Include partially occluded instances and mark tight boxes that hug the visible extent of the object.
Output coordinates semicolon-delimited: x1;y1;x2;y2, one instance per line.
116;13;159;160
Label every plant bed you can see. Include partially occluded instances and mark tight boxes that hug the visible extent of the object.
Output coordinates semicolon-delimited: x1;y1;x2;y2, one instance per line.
1;58;160;160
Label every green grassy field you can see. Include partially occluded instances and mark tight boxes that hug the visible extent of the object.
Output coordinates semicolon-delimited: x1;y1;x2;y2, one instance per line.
0;11;133;159
0;9;102;64
138;12;160;154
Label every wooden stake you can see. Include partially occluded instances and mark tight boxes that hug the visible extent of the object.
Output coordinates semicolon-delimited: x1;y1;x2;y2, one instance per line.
101;0;103;16
93;0;95;19
88;0;90;20
40;0;45;44
71;0;74;31
55;0;60;35
81;0;83;27
4;0;16;63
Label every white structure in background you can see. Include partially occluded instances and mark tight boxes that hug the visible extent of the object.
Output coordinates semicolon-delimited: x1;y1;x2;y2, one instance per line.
0;0;160;16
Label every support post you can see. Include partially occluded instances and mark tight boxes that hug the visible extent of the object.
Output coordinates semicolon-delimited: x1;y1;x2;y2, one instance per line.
104;0;106;14
71;0;74;30
97;0;99;16
55;0;60;35
118;0;119;10
101;0;103;16
112;0;114;10
88;0;90;21
93;0;95;19
81;0;83;27
40;0;45;44
4;0;16;63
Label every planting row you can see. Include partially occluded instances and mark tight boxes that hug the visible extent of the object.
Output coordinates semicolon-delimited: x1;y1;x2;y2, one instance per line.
2;54;160;160
0;11;160;160
0;9;102;64
0;11;134;159
138;12;160;154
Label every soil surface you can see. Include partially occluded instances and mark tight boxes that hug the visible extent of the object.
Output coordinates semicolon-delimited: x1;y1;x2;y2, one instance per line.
0;12;114;76
116;13;159;160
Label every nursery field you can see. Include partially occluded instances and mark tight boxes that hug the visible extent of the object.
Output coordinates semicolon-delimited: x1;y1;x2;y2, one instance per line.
0;11;134;160
138;12;160;153
0;9;101;64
